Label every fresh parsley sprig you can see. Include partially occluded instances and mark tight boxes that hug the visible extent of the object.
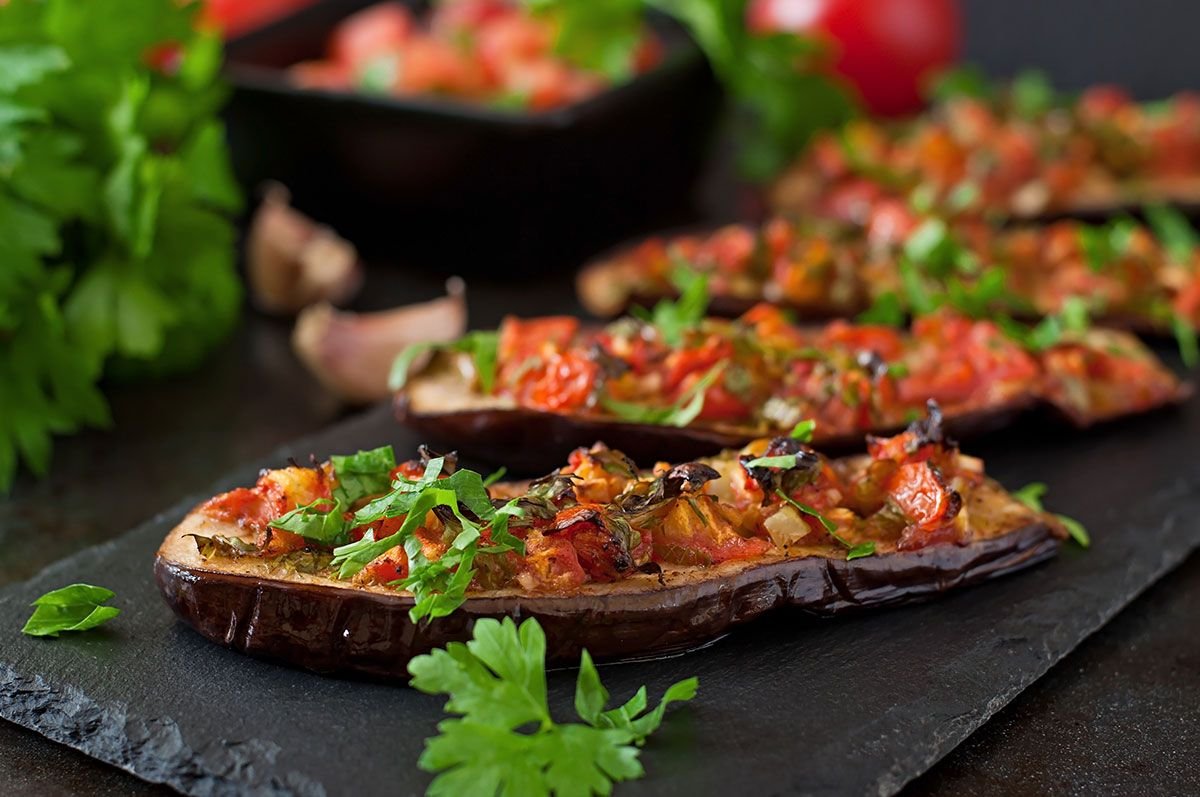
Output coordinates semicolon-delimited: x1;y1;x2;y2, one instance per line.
1012;482;1090;548
22;584;120;638
0;0;242;491
409;617;698;797
632;263;710;346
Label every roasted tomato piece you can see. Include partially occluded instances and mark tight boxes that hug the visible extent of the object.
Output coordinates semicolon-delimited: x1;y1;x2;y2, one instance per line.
564;444;637;503
518;530;587;591
523;350;600;412
498;315;580;362
330;2;415;72
653;494;770;565
199;466;330;535
549;506;633;582
360;547;408;585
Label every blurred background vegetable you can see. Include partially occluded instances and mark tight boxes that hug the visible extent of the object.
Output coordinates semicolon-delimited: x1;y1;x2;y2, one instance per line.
0;0;242;491
747;0;960;116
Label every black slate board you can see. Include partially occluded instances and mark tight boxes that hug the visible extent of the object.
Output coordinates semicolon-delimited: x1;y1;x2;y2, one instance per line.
2;392;1199;797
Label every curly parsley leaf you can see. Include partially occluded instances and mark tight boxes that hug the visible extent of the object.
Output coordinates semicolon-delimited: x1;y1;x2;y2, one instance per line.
22;583;120;637
1012;482;1090;548
410;617;697;797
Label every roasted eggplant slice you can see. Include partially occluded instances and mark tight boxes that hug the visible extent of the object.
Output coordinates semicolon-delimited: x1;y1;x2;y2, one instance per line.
577;216;1200;335
394;308;1188;471
156;424;1064;678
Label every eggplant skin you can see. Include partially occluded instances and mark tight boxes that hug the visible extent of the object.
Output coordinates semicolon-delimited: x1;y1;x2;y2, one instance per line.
154;520;1058;680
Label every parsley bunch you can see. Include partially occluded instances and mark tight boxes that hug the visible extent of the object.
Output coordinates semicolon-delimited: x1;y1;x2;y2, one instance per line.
410;617;698;797
0;0;243;491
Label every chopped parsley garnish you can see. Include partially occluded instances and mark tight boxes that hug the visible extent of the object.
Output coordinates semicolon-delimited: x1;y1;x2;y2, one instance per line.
743;454;803;469
330;445;397;505
1012;482;1090;548
1010;69;1056;118
270;499;349;546
775;489;875;560
633;264;710;346
601;361;725;427
789;419;816;442
1144;203;1199;263
409;617;698;797
22;584;120;638
1077;218;1137;272
390;331;500;394
857;291;906;327
330;460;525;621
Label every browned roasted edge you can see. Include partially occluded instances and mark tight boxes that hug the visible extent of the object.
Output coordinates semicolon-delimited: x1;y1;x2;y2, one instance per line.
154;520;1059;680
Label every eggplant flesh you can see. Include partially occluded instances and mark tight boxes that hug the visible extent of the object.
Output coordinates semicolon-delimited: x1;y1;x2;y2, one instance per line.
155;478;1059;679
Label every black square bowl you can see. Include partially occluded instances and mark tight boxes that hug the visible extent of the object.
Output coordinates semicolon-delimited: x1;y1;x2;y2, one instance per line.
223;0;722;274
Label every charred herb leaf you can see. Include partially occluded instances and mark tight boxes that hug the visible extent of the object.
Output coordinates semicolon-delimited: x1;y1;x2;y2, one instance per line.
409;617;697;797
22;584;119;638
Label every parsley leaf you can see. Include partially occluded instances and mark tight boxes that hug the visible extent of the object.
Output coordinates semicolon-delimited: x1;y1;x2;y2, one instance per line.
1171;312;1199;368
331;445;397;505
633;264;710;346
925;64;994;104
857;291;906;327
527;0;647;81
776;488;875;559
269;498;349;546
1012;482;1090;548
0;0;241;491
390;331;501;395
789;419;816;442
409;617;697;797
1144;203;1199;262
601;361;725;426
330;464;525;620
1010;69;1056;118
22;583;120;637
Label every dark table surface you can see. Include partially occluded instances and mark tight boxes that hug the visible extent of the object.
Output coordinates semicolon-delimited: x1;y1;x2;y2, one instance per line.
1;262;1197;796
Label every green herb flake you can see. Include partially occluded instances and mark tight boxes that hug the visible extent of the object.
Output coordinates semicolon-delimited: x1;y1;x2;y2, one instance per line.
1144;203;1199;263
857;291;906;327
409;617;697;797
22;584;120;638
1012;482;1089;548
775;489;875;558
331;445;397;505
1011;69;1056;118
743;454;800;469
601;361;725;427
789;419;816;442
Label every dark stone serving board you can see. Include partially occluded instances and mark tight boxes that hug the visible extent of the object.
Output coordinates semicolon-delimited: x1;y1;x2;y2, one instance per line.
2;390;1198;797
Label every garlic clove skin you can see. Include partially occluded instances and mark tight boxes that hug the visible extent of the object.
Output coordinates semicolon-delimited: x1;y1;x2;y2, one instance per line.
291;278;468;404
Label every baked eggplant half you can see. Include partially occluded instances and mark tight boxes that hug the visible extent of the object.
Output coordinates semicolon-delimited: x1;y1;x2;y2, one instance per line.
156;412;1066;678
768;85;1200;223
577;214;1200;336
393;306;1188;471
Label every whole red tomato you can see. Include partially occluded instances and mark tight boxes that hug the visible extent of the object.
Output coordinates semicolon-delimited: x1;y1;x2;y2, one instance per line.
748;0;961;116
205;0;317;37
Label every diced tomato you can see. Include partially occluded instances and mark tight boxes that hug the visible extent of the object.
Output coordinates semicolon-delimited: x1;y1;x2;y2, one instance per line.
694;379;753;423
394;38;489;96
820;178;887;224
697;225;757;275
1078;85;1133;123
523;351;599;412
329;3;415;72
363;548;408;584
887;461;952;530
430;0;514;37
518;530;587;591
653;495;771;565
865;199;919;247
662;336;735;393
817;320;904;360
498;315;579;362
551;506;632;582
